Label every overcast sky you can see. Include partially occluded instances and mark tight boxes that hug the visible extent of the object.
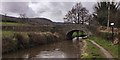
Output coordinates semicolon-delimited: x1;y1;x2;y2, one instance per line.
0;0;120;22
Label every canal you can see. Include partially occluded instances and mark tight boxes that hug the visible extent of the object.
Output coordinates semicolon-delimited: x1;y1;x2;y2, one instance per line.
2;40;83;59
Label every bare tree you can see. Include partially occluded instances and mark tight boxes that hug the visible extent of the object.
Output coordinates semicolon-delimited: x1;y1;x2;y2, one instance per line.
4;13;7;16
19;13;26;18
64;2;90;24
19;13;29;22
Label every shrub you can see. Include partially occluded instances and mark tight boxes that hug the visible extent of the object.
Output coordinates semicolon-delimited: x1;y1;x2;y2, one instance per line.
28;32;47;45
28;32;59;46
2;32;60;53
14;33;29;49
2;37;17;53
45;32;57;43
117;32;120;43
96;32;112;41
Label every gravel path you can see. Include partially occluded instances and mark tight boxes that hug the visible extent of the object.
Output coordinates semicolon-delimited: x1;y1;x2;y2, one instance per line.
89;40;114;59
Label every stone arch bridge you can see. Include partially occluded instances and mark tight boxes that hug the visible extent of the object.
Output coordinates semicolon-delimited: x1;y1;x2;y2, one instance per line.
52;23;92;40
3;23;95;40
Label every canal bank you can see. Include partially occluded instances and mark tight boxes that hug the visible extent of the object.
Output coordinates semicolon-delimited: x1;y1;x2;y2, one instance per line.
2;31;63;54
2;31;84;59
2;40;82;59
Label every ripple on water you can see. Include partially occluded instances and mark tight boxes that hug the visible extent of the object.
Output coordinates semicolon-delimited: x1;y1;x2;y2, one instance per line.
34;50;67;58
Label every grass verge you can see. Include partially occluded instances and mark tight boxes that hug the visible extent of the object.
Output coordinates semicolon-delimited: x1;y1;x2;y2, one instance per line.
2;31;14;37
1;22;30;26
2;31;60;53
81;40;103;58
89;36;118;58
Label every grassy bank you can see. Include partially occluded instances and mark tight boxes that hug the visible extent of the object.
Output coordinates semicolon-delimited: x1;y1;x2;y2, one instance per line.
89;36;118;58
1;22;30;26
2;31;61;54
81;40;103;58
2;31;14;37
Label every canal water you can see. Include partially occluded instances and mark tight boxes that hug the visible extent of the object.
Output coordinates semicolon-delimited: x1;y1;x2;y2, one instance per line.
2;40;83;59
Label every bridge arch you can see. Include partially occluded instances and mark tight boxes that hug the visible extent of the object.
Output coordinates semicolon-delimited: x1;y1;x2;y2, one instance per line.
66;30;87;40
54;24;91;40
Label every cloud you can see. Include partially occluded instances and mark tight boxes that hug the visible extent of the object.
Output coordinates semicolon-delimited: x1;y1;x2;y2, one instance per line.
82;2;96;13
29;2;76;22
1;2;96;22
1;0;99;2
2;2;36;17
2;2;29;13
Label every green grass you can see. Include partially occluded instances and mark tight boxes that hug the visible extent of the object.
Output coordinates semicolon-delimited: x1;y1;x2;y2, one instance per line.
2;31;51;38
89;36;118;58
82;40;103;58
72;31;87;37
1;22;30;26
2;31;14;37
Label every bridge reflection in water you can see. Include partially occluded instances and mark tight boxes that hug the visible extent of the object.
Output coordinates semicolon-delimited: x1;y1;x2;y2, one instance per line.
2;39;83;59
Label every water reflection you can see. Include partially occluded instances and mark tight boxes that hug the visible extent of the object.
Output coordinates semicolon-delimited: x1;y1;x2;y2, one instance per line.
35;50;67;58
2;40;82;59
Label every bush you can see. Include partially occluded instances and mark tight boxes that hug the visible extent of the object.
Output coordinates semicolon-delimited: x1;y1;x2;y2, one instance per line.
113;32;120;44
99;26;107;30
14;33;29;49
96;32;112;41
43;32;56;43
28;32;59;46
2;32;60;53
2;37;17;53
28;33;48;46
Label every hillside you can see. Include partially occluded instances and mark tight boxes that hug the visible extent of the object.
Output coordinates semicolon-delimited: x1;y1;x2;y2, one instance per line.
1;14;53;25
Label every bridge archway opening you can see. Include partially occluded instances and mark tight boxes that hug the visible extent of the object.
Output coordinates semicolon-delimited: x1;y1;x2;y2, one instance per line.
66;30;87;40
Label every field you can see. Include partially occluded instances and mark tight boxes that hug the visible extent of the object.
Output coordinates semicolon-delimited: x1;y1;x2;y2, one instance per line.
1;22;30;26
2;31;14;37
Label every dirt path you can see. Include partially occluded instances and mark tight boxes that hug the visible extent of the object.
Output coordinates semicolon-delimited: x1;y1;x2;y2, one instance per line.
81;40;87;54
89;40;114;59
